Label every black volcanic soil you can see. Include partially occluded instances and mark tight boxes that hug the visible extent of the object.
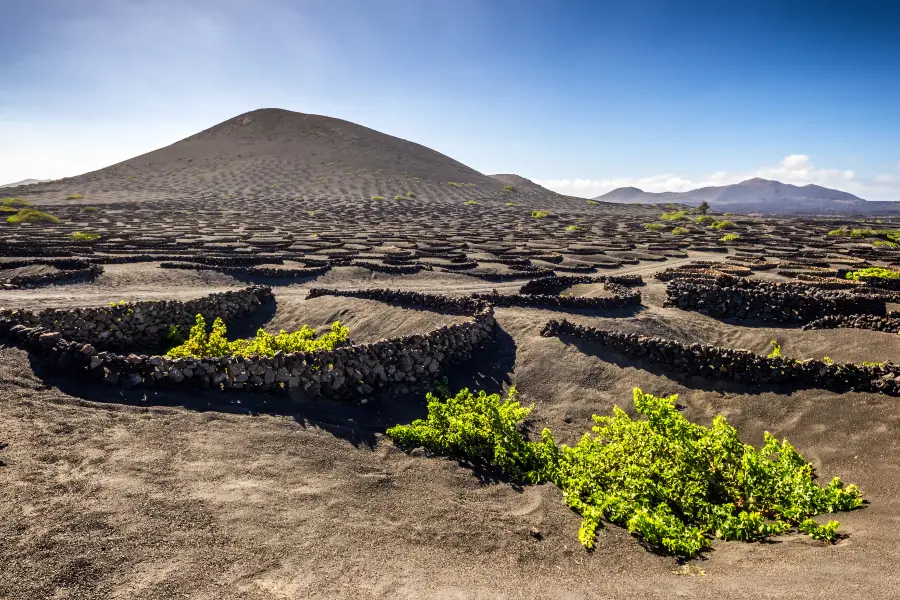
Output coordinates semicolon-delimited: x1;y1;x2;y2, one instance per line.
2;109;900;599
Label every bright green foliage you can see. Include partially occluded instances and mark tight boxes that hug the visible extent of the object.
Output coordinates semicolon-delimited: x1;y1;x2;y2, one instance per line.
394;195;406;200
448;182;460;188
371;195;385;201
695;215;716;225
70;231;101;241
503;185;516;192
406;191;416;198
845;267;900;280
565;225;580;231
465;200;479;205
662;210;688;221
388;387;862;558
671;226;689;235
827;228;850;237
644;223;664;231
66;194;84;200
0;197;29;208
720;233;740;242
873;240;897;247
505;202;518;207
767;340;782;358
81;206;97;213
6;208;60;224
709;220;735;230
586;199;600;205
166;314;349;359
532;210;550;218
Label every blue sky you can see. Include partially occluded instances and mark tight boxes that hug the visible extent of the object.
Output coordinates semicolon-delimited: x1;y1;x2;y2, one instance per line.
2;0;899;199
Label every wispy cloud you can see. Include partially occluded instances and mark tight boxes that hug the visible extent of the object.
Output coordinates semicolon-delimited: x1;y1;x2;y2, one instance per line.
535;155;900;201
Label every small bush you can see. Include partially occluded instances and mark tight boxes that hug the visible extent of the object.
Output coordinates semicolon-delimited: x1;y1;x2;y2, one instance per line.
767;340;782;358
720;233;740;242
394;195;406;200
709;220;735;230
532;210;550;218
6;208;60;224
388;387;862;558
644;223;664;231
671;226;689;235
505;202;518;207
66;194;84;200
873;240;897;248
448;182;460;188
166;314;349;359
70;231;101;241
406;191;416;198
827;228;850;237
80;206;98;213
0;197;29;208
465;200;479;205
565;225;579;231
661;210;688;221
586;200;600;205
845;267;900;281
503;185;516;192
695;215;716;225
371;195;385;201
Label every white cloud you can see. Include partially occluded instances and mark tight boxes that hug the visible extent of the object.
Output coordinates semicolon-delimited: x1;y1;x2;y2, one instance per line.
534;155;900;202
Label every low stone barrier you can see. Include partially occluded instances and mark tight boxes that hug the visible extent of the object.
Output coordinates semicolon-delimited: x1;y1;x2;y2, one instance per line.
519;274;642;295
159;262;331;279
1;287;496;399
352;261;425;275
473;282;640;310
540;318;900;396
0;286;273;351
665;279;885;323
802;314;900;334
0;259;103;289
306;287;485;315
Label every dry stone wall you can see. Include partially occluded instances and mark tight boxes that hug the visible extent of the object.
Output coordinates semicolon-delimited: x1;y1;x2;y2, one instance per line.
665;279;885;323
0;286;273;351
541;318;900;396
0;259;103;289
1;287;496;400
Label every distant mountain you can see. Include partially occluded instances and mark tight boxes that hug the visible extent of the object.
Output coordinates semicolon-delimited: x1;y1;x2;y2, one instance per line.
0;178;50;189
594;178;897;214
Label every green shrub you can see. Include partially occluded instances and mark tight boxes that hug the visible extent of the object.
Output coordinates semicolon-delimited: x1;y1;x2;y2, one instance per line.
0;197;29;208
388;387;862;558
505;202;518;207
502;185;516;192
565;225;579;231
695;215;716;225
166;314;349;359
827;228;850;237
532;210;550;218
586;200;600;205
845;267;900;281
66;194;84;200
873;240;897;248
70;231;101;241
767;340;782;359
661;210;688;221
448;182;460;188
465;200;479;205
394;195;406;200
80;206;97;213
6;208;60;224
165;325;185;348
644;223;664;231
671;226;689;235
720;233;740;242
371;195;385;201
709;220;735;230
406;191;416;198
